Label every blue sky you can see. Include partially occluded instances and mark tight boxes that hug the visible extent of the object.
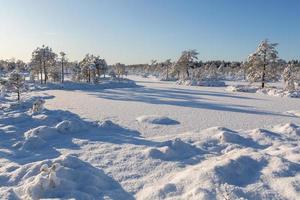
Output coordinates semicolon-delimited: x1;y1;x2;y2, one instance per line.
0;0;299;64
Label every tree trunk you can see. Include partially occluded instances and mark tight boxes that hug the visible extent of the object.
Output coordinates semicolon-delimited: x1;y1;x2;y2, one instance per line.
17;90;20;101
61;60;64;83
43;61;47;84
186;68;190;78
261;53;266;88
166;66;169;80
261;65;266;88
40;68;43;84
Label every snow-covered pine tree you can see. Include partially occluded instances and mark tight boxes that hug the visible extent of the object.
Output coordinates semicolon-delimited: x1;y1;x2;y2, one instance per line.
174;50;198;80
8;70;25;101
245;40;279;88
94;57;108;78
283;62;297;91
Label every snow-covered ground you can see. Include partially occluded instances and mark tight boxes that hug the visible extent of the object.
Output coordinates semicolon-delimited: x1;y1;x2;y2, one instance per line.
39;76;300;135
1;76;300;199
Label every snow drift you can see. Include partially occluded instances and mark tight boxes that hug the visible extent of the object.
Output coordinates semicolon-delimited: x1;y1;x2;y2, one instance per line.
136;115;179;125
6;155;132;200
138;123;300;200
148;138;201;161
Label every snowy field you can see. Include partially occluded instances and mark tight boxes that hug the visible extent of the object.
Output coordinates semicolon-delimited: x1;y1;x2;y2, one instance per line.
1;76;300;199
39;76;300;136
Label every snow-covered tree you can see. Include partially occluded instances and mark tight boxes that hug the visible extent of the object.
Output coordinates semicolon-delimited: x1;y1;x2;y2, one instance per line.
114;63;126;79
79;54;95;83
174;50;198;79
161;59;172;80
283;62;297;91
7;70;25;101
0;78;7;98
245;40;279;88
94;57;108;78
31;45;57;84
60;52;67;83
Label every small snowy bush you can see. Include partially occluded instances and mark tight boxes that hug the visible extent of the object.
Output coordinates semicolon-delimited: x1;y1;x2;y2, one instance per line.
31;99;45;114
25;163;61;199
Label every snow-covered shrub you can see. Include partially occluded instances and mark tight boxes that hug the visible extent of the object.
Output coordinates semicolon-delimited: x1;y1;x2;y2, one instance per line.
283;63;297;91
31;99;45;114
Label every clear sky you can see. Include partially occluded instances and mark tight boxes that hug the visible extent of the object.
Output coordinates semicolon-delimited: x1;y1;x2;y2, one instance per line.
0;0;299;64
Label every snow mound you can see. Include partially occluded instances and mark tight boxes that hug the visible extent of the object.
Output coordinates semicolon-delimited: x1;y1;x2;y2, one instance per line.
136;115;179;125
148;138;201;160
98;119;121;129
55;119;86;133
195;127;262;153
177;79;226;87
14;155;130;200
21;136;48;150
226;85;259;93
272;123;300;137
21;120;89;150
215;155;266;186
287;110;300;117
257;88;300;98
24;126;59;140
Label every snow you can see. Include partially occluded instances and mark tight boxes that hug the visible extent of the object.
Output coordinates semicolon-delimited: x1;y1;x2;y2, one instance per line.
177;79;226;87
138;123;300;200
226;84;300;98
12;155;132;200
30;78;137;91
226;84;259;93
1;76;300;199
148;138;201;161
136;115;179;125
257;88;300;98
287;110;300;117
